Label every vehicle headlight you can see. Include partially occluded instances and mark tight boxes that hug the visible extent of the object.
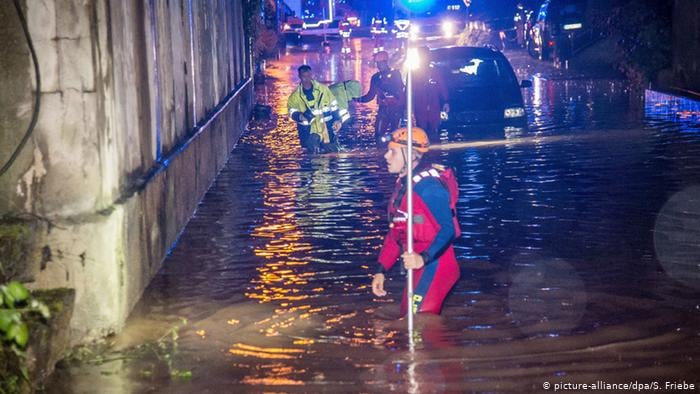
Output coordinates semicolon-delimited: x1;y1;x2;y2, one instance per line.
504;107;525;118
441;21;455;37
410;24;420;40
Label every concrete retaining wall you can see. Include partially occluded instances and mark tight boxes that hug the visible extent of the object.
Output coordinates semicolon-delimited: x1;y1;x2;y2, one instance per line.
0;0;253;343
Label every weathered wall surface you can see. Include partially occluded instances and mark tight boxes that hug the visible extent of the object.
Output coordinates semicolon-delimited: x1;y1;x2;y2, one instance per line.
671;0;700;95
0;1;38;213
0;0;253;343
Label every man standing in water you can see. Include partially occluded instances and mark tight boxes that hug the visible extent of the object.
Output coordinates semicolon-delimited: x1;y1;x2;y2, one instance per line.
372;127;460;315
287;65;342;153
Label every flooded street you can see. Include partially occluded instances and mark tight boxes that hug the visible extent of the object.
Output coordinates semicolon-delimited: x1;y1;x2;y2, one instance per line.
48;39;700;392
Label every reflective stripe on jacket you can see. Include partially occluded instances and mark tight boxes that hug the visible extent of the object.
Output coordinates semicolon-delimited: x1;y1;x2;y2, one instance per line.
376;164;460;316
378;165;456;272
328;80;361;122
287;80;340;143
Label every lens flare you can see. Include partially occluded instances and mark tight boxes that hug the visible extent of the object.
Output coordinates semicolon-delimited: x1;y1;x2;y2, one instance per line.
654;186;700;289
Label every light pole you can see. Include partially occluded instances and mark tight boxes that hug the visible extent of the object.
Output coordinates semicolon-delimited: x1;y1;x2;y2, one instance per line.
406;45;415;342
398;0;435;346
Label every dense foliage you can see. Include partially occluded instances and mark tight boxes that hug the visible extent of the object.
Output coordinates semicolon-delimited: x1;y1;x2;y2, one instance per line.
608;0;673;85
1;281;50;393
243;0;280;59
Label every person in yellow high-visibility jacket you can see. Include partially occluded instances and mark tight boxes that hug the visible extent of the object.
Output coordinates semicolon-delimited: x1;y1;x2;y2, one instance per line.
287;65;342;153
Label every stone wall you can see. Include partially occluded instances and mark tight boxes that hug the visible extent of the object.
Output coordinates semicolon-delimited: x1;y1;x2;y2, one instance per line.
0;0;253;343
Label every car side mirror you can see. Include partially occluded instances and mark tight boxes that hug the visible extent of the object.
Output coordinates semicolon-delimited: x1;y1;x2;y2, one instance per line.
520;80;532;88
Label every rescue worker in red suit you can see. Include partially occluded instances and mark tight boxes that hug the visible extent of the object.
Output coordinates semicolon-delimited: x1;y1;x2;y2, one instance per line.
371;127;460;315
353;51;405;140
412;46;449;141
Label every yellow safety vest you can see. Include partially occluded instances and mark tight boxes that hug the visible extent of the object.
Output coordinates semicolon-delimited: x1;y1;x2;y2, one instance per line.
287;80;339;143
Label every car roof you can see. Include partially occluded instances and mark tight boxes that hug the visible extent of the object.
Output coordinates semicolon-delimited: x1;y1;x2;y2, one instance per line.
429;46;506;60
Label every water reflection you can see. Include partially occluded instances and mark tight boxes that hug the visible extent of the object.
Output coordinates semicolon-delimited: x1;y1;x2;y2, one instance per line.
46;45;700;392
645;90;700;130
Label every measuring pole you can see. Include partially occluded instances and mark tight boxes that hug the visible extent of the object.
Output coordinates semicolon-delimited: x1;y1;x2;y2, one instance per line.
406;43;415;343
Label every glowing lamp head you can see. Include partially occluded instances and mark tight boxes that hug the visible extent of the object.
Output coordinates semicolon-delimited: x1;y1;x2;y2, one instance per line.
441;20;455;38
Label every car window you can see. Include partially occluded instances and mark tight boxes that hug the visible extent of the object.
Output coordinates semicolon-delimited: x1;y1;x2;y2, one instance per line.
551;0;586;22
560;4;580;15
432;56;516;88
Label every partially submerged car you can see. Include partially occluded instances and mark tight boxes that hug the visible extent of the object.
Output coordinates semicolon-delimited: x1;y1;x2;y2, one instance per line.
429;46;531;135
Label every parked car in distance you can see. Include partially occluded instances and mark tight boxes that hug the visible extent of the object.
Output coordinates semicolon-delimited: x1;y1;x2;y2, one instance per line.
528;0;587;60
394;0;467;41
282;16;304;45
300;20;339;37
428;46;531;134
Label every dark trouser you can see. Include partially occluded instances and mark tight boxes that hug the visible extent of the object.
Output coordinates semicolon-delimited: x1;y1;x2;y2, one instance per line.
297;124;310;149
415;111;441;141
400;247;460;315
298;124;339;154
375;102;404;139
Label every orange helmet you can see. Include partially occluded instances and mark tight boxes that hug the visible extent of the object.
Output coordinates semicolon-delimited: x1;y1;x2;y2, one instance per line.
374;50;389;62
388;127;430;153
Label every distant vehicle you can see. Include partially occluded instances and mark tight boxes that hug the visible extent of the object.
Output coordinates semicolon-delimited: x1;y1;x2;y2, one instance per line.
527;0;587;60
428;46;531;132
335;3;360;27
283;16;304;33
282;16;304;44
299;0;339;37
393;0;467;40
283;17;339;40
346;16;361;28
301;19;339;37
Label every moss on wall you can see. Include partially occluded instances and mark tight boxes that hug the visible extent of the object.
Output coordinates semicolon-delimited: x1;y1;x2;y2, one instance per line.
0;220;31;283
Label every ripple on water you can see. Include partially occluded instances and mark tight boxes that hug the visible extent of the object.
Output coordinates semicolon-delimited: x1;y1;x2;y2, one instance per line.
47;45;700;392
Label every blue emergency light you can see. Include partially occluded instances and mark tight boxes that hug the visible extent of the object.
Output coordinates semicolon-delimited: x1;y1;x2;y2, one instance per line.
396;0;437;13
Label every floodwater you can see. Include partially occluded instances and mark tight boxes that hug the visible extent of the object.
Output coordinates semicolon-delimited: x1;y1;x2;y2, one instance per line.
48;39;700;393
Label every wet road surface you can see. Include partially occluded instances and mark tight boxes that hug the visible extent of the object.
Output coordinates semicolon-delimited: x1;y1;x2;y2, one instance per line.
47;39;700;393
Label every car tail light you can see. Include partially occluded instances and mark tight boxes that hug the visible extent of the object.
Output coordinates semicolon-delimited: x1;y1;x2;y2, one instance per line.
547;40;555;47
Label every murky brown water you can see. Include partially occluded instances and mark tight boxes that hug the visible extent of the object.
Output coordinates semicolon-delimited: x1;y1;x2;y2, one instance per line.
47;39;700;393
